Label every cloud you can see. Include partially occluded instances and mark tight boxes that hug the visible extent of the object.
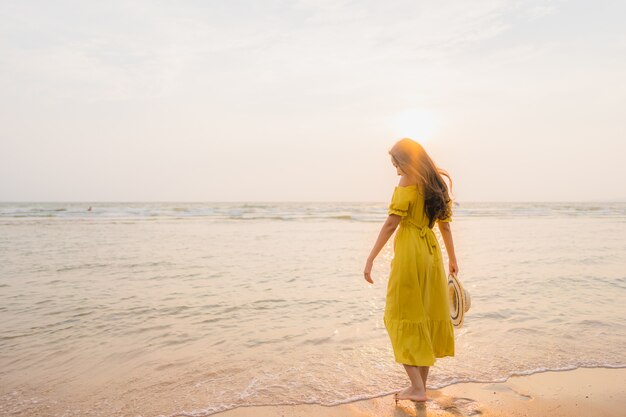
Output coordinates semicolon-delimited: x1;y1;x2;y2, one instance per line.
527;4;556;19
0;0;559;103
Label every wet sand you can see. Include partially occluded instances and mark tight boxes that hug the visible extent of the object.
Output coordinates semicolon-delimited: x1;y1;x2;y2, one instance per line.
213;367;626;417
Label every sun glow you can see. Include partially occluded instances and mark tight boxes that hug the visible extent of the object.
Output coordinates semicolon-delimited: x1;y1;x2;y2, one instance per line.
388;108;439;142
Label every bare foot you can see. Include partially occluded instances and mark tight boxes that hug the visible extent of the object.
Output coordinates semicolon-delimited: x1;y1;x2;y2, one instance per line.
395;385;428;403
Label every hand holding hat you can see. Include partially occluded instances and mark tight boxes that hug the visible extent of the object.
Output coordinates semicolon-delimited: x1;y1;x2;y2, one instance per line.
448;273;471;328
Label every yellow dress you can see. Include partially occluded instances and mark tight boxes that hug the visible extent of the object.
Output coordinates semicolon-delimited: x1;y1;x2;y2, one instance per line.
384;184;455;366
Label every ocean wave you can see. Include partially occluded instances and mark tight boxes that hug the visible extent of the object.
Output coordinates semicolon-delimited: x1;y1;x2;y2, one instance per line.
1;202;624;220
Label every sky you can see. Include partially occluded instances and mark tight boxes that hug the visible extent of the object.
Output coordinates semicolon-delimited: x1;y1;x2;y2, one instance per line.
0;0;624;202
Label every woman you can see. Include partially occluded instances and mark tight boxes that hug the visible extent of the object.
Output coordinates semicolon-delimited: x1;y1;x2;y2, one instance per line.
363;138;458;404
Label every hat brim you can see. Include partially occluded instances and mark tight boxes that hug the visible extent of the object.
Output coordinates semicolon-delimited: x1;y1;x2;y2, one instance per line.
448;274;469;328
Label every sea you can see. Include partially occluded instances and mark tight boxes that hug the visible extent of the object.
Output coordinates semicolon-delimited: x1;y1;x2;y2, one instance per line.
1;201;625;416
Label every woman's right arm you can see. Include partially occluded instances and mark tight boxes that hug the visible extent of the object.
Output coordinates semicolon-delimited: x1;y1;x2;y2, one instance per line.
363;215;401;284
437;221;459;275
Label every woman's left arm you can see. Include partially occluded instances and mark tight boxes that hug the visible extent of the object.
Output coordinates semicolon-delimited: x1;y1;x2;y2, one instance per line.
437;221;459;275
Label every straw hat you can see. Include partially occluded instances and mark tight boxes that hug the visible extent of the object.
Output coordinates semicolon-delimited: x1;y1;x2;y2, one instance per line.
448;273;471;328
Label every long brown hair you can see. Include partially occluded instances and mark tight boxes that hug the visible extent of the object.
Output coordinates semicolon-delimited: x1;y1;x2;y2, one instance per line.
389;138;453;228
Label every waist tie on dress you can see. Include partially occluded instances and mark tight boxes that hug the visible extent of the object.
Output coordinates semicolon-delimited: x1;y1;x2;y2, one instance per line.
399;218;438;255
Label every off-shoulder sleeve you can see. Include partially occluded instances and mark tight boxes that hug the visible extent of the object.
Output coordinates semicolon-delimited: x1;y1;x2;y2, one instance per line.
387;187;411;217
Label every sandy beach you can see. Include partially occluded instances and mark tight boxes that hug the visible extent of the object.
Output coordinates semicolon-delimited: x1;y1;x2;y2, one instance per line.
214;367;626;417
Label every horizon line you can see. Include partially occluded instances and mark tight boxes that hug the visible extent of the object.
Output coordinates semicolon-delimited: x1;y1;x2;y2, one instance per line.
1;200;625;204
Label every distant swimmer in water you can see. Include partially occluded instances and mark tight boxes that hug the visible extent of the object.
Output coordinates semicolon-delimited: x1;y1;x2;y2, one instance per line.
87;206;92;211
